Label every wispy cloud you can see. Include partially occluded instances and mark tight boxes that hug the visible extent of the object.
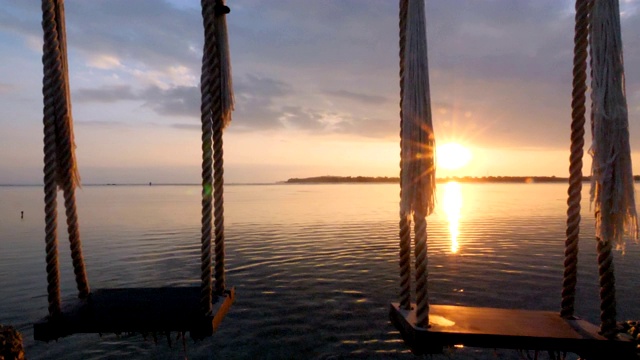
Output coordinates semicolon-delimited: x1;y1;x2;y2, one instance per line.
74;85;137;103
86;54;123;70
5;0;640;149
0;83;15;94
322;89;389;105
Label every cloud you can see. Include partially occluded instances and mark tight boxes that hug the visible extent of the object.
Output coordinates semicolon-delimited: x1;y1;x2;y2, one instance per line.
74;85;137;103
63;0;202;71
73;74;294;127
425;0;574;84
333;116;397;139
142;74;297;126
8;0;640;149
322;89;389;105
235;74;292;98
86;54;123;70
142;85;200;118
0;83;15;94
0;1;41;38
75;120;128;127
73;72;393;136
170;123;200;131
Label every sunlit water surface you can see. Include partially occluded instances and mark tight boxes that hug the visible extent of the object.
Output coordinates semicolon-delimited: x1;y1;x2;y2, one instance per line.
1;183;640;359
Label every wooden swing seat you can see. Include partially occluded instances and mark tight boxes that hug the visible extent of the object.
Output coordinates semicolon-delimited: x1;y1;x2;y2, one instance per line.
34;287;235;341
390;303;636;358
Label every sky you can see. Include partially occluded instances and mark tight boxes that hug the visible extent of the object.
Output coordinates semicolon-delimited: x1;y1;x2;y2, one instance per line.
2;0;640;184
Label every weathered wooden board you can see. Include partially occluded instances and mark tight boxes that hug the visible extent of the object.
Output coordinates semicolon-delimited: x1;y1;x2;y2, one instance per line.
390;303;636;358
34;287;235;341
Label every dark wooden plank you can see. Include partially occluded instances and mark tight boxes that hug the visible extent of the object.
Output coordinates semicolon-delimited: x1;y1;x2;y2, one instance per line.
34;287;235;341
390;303;636;358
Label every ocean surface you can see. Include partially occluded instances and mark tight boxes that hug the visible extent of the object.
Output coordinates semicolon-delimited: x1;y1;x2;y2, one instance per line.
1;183;639;359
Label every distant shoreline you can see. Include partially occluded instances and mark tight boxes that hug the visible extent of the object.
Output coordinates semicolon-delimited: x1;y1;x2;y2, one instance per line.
284;175;635;184
5;175;640;187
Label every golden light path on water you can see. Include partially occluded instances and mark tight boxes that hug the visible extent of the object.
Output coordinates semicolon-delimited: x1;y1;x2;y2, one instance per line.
442;181;463;253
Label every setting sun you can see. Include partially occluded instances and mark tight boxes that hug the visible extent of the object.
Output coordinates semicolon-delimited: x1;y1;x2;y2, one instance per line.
437;143;472;170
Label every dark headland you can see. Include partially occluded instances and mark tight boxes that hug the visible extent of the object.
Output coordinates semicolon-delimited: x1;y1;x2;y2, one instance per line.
282;175;637;184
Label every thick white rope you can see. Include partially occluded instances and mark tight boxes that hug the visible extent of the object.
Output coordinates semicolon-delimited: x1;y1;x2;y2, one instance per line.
400;0;436;218
42;0;90;314
399;0;434;328
589;0;638;250
199;0;216;315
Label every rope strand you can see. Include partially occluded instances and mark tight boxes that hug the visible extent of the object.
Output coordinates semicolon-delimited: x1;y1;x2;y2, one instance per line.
596;237;617;336
212;85;226;295
63;186;90;298
212;0;230;295
52;0;89;299
414;213;429;327
199;0;216;315
42;0;61;317
562;0;591;319
398;0;412;311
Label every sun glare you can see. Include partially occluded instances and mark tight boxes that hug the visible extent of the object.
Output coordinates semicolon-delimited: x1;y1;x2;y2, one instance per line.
437;143;472;170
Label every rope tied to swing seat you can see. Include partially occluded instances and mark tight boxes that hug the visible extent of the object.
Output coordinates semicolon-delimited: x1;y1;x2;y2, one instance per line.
199;0;234;316
588;0;637;337
400;0;435;220
398;0;435;329
41;0;90;317
34;1;236;341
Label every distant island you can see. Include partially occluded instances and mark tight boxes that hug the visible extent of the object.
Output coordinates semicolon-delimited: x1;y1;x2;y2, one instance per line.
284;175;640;184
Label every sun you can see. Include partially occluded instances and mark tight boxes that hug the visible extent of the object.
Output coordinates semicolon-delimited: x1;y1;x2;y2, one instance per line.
437;142;472;170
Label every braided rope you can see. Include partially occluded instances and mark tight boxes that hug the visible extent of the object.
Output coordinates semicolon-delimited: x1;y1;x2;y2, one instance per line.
63;187;89;298
52;0;90;299
414;212;429;327
589;0;627;336
593;153;618;336
41;0;62;316
42;0;91;313
398;0;412;311
399;216;412;309
596;237;617;336
212;82;226;295
212;0;227;295
213;129;225;295
199;0;216;315
561;0;591;319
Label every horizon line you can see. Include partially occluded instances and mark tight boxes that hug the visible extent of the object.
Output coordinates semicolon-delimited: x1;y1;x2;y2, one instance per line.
2;174;631;187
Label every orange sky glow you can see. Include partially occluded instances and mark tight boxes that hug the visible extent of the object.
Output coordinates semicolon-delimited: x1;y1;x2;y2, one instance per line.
2;1;640;184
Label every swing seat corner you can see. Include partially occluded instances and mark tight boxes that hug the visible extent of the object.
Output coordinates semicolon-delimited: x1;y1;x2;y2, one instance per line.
34;286;236;342
389;302;637;358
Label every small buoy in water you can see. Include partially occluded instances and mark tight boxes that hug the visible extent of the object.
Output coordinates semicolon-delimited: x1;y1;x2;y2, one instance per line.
21;211;23;219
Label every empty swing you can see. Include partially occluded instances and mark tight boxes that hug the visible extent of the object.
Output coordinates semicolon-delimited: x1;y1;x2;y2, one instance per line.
390;0;638;358
33;0;235;341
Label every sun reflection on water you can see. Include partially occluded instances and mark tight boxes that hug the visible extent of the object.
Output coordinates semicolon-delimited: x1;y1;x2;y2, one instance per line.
443;181;463;253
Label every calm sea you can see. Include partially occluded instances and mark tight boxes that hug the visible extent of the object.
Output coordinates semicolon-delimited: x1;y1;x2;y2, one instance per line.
1;183;639;359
